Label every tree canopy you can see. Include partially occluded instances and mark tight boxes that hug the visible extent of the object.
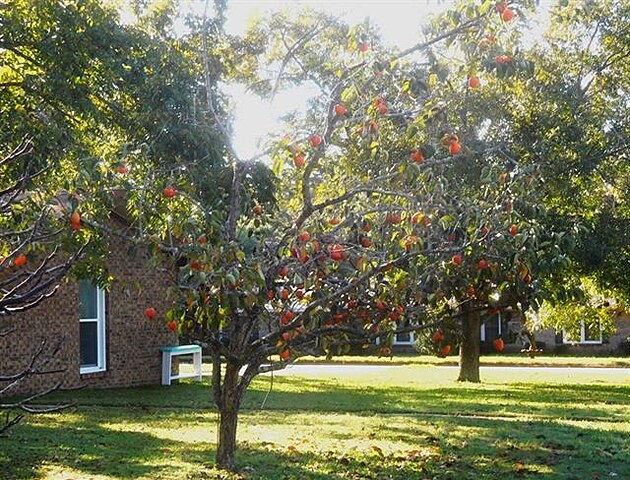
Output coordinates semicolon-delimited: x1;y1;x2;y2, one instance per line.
1;0;628;471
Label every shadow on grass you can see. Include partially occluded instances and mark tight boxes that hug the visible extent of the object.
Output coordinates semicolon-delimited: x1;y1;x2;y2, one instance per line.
230;415;630;479
0;411;216;480
37;376;630;422
242;377;630;421
2;407;629;479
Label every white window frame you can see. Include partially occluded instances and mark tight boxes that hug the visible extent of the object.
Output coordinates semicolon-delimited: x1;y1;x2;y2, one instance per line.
79;283;107;374
393;330;415;346
563;320;602;345
480;313;502;342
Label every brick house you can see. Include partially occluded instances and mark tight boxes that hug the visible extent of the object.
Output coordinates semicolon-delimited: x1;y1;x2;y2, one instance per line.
0;229;178;397
535;314;630;355
393;311;630;355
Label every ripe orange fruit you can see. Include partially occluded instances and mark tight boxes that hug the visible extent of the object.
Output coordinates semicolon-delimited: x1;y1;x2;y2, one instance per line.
502;7;515;22
281;288;290;301
466;285;476;298
145;307;156;319
330;244;344;261
374;97;387;115
252;204;263;215
298;231;311;242
329;217;342;226
493;337;505;352
116;164;129;174
468;75;481;89
440;344;452;356
334;103;347;116
478;258;488;270
379;346;391;357
360;237;372;248
452;254;463;266
14;254;27;267
280;310;295;325
294;154;305;168
411;211;424;224
70;211;80;225
279;349;291;360
310;134;322;147
163;186;177;198
410;150;424;163
509;224;518;236
449;141;462;155
166;320;178;332
432;330;445;343
279;265;289;277
386;212;402;224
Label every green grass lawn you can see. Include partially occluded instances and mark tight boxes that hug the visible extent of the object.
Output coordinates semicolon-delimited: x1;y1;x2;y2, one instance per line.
1;364;629;479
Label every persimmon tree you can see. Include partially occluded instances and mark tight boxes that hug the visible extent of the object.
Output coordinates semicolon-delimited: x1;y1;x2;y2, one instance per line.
123;0;582;470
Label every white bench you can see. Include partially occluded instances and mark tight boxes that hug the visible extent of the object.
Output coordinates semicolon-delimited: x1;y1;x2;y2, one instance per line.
160;345;203;386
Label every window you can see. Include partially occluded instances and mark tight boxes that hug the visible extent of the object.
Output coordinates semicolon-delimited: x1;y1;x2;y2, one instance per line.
394;330;415;345
480;313;507;342
79;280;106;373
393;320;415;345
563;320;602;344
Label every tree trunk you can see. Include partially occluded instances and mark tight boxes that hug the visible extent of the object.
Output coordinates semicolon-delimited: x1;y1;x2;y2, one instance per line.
216;404;239;470
458;308;481;383
215;363;242;471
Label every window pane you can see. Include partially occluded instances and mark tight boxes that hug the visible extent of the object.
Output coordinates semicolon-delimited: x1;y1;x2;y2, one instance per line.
79;280;97;319
584;322;601;341
396;332;411;343
484;318;500;341
80;321;98;366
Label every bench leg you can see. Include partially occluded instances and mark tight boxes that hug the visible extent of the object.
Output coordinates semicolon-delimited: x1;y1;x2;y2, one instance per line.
193;350;202;382
162;351;172;386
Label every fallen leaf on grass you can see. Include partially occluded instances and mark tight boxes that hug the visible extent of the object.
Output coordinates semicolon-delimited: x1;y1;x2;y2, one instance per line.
371;445;384;457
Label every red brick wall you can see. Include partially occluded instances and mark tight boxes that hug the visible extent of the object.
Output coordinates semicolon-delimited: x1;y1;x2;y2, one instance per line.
0;233;178;397
534;314;630;354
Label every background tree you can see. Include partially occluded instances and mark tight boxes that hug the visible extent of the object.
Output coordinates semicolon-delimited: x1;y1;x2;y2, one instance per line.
457;0;630;336
0;0;234;430
0;140;86;433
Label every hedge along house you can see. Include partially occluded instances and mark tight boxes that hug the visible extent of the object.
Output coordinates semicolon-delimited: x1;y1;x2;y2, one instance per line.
0;220;178;398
